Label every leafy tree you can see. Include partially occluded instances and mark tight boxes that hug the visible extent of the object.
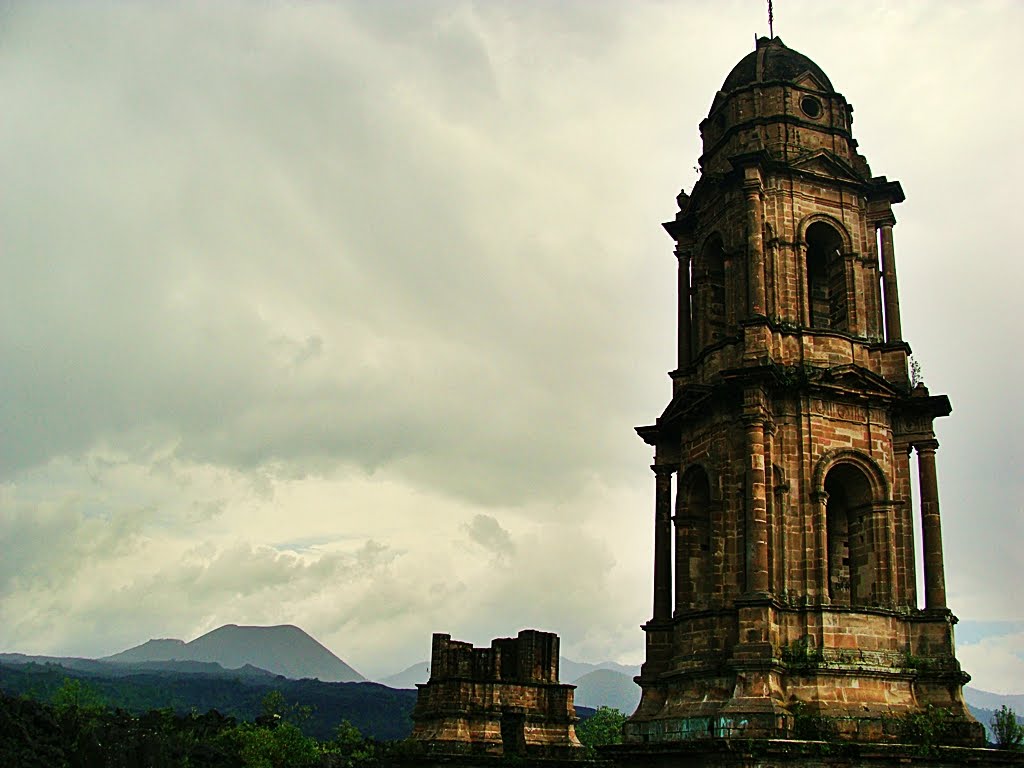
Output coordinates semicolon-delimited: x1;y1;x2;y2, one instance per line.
224;691;322;768
333;720;363;750
0;694;68;768
323;720;378;767
575;706;626;747
991;705;1024;750
228;721;320;768
255;690;312;730
52;678;105;715
50;678;109;767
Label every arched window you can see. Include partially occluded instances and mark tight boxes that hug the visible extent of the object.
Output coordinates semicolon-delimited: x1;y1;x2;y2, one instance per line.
824;463;873;606
805;222;848;331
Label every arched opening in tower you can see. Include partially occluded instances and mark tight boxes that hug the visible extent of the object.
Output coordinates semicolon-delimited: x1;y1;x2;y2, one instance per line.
805;222;848;331
824;462;873;606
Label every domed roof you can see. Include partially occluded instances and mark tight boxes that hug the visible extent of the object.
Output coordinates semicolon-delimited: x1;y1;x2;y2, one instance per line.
721;36;833;93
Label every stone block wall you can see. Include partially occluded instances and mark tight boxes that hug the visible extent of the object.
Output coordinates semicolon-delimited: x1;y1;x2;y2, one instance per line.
411;630;582;757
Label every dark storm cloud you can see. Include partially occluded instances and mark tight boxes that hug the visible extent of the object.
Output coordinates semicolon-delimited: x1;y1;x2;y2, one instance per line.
0;2;667;507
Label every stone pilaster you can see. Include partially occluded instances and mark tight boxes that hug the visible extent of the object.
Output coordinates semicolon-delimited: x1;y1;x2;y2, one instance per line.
744;171;766;318
862;503;896;606
743;414;769;596
763;421;778;595
892;441;917;608
673;496;696;613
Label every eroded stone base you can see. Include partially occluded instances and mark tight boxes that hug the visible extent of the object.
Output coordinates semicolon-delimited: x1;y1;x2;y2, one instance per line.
626;603;985;747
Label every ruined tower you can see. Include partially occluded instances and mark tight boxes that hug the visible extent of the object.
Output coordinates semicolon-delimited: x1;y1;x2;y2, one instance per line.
625;37;982;745
412;630;582;756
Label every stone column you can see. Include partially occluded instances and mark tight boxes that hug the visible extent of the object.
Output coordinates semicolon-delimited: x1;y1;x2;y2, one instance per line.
812;490;830;603
653;465;674;621
743;418;770;595
878;220;903;342
763;422;777;594
797;242;810;328
916;440;947;610
677;247;693;368
744;177;767;317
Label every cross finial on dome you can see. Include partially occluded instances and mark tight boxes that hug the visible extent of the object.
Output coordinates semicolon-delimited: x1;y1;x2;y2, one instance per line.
768;0;774;38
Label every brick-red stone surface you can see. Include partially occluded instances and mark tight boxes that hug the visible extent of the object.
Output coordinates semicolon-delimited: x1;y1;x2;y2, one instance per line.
411;631;582;756
628;36;981;747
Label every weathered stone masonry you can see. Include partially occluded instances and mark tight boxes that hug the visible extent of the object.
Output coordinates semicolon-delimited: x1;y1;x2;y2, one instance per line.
625;36;982;746
411;630;582;756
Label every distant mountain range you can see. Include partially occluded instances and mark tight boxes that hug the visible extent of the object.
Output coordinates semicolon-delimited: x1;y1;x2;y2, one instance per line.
102;624;364;683
379;656;642;714
572;669;641;713
561;659;640;684
0;653;278;681
379;657;639;691
381;661;429;689
4;623;1021;740
964;687;1024;713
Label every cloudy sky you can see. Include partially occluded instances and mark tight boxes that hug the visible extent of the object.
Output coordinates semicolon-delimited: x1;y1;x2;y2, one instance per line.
1;1;1022;693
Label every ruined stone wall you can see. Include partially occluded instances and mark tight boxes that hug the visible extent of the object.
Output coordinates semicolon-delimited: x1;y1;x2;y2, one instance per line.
428;630;559;685
411;630;581;757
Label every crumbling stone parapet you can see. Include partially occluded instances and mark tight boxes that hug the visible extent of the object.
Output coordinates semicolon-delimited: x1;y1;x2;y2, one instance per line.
411;630;583;757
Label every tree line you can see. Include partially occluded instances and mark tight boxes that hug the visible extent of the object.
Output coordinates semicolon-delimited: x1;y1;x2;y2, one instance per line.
0;680;401;768
0;661;415;742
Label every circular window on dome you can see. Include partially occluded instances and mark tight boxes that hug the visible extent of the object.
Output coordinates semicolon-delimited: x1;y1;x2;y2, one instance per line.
801;95;822;119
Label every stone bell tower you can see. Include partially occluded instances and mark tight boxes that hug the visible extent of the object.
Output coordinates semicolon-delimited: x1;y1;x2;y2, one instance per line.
625;37;982;745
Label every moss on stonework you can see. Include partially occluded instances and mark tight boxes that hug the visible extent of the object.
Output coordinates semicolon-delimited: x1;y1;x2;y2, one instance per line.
780;636;825;667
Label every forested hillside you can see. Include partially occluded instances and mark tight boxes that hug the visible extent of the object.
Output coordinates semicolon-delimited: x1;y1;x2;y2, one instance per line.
0;662;414;741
